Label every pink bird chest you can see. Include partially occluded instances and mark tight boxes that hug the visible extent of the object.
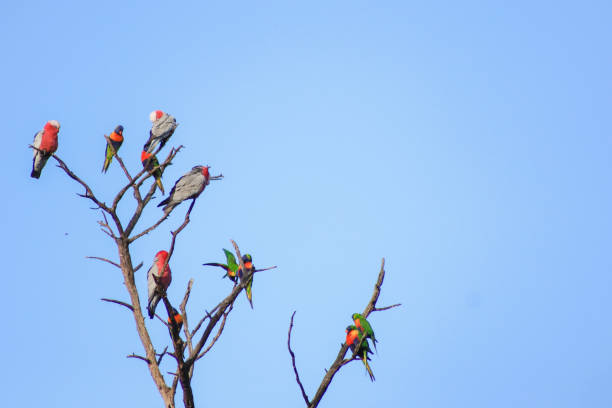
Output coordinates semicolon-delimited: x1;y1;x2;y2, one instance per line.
159;265;172;288
40;128;59;153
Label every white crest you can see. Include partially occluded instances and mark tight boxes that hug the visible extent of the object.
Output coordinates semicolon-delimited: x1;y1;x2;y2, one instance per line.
48;120;60;129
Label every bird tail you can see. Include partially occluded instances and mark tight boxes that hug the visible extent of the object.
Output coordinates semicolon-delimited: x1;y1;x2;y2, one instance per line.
155;176;165;195
245;279;254;309
148;294;160;319
102;144;114;173
31;154;48;179
157;196;170;208
102;158;111;173
362;351;375;382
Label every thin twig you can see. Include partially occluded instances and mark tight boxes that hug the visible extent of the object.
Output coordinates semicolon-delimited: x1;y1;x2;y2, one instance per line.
127;354;151;364
254;266;277;273
288;311;311;406
373;303;402;312
157;346;169;365
129;213;169;243
195;302;234;360
101;298;134;311
46;152;111;213
180;280;194;354
86;256;121;269
298;258;397;408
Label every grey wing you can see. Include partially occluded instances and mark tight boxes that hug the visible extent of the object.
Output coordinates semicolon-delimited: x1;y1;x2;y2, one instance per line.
147;263;159;303
32;131;43;158
172;171;204;202
151;115;177;138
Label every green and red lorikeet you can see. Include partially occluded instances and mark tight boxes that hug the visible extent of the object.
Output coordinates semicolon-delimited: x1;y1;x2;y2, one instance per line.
141;147;165;194
147;250;172;319
203;251;256;308
167;307;183;332
352;313;378;351
203;248;239;282
237;254;255;309
31;120;60;179
345;325;375;382
101;125;124;173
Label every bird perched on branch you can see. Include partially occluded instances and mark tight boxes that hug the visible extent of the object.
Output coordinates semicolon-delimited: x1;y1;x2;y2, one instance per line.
141;147;165;194
145;110;177;154
203;248;239;282
167;307;183;332
203;251;257;308
31;120;60;179
158;165;210;215
237;254;256;308
101;125;124;173
352;313;378;351
345;325;375;381
147;250;172;319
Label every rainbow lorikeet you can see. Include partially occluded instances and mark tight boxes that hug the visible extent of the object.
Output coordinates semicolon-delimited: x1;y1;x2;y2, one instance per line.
102;125;124;173
345;325;375;381
203;248;239;282
237;254;255;309
352;313;378;351
141;148;165;194
167;307;183;334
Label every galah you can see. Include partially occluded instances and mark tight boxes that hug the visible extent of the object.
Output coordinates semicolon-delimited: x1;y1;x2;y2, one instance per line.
157;165;210;215
147;250;172;319
145;110;177;154
101;125;124;173
352;313;378;351
345;325;375;382
141;148;165;194
31;120;60;179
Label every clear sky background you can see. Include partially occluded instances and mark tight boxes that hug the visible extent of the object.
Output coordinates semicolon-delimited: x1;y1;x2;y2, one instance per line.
2;1;611;407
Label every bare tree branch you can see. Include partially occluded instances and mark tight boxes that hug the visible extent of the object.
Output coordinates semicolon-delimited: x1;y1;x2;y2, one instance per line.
291;258;397;408
87;256;121;269
157;346;169;365
103;134;134;185
195;302;234;361
372;303;402;312
127;354;151;364
180;280;195;355
129;213;169;243
288;311;311;406
122;146;184;236
47;152;110;213
101;298;134;311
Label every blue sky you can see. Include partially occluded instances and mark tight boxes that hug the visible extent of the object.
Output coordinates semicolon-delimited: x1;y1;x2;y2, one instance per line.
2;1;612;407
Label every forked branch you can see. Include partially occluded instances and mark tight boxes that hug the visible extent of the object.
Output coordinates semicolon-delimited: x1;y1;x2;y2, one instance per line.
288;258;400;408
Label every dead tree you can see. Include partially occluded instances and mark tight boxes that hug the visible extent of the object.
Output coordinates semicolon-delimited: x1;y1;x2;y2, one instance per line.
32;133;394;408
36;138;267;408
288;258;401;408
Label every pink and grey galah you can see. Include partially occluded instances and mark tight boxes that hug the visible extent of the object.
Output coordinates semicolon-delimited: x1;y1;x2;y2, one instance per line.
31;120;60;179
145;110;177;154
157;165;211;215
147;250;172;319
